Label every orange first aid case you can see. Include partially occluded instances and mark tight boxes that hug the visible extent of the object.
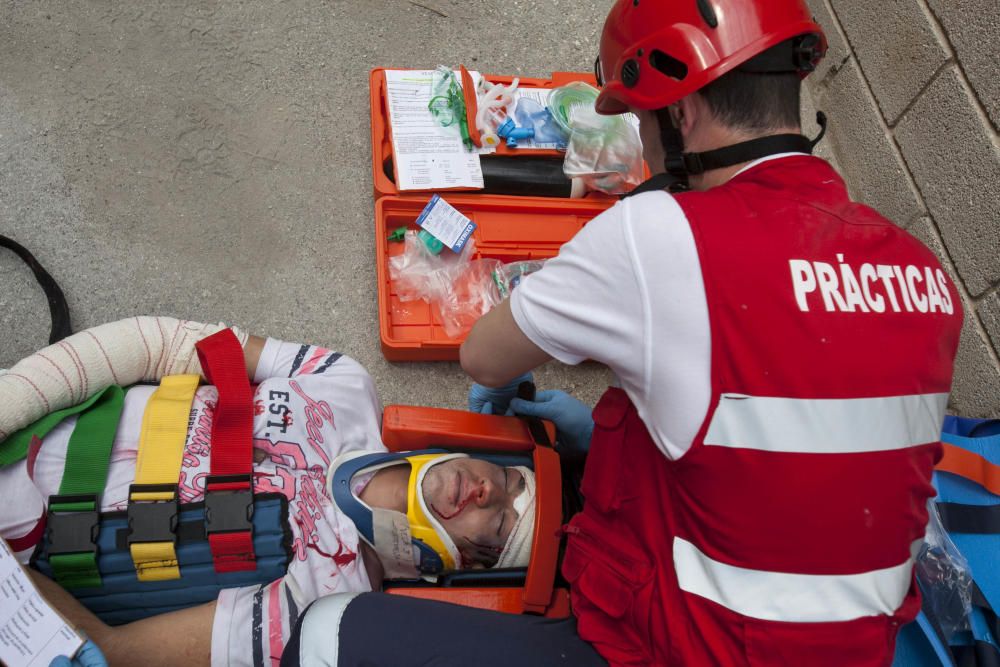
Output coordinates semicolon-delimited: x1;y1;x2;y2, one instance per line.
381;404;570;617
370;68;617;361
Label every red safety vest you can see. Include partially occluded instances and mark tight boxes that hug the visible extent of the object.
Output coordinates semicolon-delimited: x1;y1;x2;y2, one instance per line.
561;156;963;666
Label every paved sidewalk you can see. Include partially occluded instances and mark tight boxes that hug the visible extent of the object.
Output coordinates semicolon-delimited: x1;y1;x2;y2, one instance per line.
0;1;614;408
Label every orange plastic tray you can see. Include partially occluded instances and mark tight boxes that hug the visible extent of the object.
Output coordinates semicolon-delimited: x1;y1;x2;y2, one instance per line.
369;67;603;200
381;404;567;617
375;194;613;361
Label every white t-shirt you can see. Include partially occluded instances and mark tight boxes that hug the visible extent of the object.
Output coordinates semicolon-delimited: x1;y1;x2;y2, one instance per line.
511;155;806;460
0;338;385;667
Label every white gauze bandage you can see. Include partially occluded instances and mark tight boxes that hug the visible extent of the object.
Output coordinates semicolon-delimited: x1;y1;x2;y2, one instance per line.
0;316;246;441
495;466;536;568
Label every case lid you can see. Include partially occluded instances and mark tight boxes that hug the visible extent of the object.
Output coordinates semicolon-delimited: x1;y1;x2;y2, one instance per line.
369;68;603;200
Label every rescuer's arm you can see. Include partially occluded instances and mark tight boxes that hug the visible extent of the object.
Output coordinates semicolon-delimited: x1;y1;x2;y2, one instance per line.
30;569;214;667
461;299;553;387
0;317;259;441
463;200;642;388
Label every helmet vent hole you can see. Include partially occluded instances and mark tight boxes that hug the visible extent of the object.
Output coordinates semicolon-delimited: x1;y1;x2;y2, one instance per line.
621;59;641;88
649;50;688;81
696;0;718;28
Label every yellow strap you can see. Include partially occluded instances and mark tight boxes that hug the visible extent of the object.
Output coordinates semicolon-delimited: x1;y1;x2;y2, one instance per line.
129;374;199;581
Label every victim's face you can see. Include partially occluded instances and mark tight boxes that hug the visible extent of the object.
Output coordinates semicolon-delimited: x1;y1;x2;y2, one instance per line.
420;458;525;566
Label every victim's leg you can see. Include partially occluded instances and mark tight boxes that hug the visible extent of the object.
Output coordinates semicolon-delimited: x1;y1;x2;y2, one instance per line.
30;571;215;667
282;592;607;667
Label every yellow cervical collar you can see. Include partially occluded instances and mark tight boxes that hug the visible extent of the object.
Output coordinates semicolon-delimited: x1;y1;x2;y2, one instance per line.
405;453;462;571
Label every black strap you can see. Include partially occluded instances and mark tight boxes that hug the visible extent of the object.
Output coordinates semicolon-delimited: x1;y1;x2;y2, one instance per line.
621;173;688;199
0;235;72;344
972;583;1000;656
914;575;960;666
682;134;814;175
956;642;1000;667
516;381;552;448
658;110;691;189
681;112;827;176
938;503;1000;534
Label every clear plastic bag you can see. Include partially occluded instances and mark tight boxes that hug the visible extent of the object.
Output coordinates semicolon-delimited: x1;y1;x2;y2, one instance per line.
389;232;545;338
491;260;546;299
432;258;503;338
916;499;973;640
555;82;644;195
389;231;478;303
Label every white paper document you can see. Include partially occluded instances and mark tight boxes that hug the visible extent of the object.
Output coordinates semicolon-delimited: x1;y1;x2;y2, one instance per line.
385;69;485;191
0;539;83;667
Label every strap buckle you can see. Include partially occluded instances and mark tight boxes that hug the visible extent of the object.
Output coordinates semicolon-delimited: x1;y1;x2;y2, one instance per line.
682;152;706;175
46;494;99;556
204;475;254;535
127;484;179;545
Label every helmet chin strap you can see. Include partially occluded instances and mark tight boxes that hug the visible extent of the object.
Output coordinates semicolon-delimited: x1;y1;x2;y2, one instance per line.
626;111;827;199
653;110;828;190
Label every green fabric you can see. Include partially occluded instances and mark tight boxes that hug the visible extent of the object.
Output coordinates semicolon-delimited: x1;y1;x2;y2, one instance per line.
50;552;102;590
47;385;124;589
0;386;115;467
57;386;124;496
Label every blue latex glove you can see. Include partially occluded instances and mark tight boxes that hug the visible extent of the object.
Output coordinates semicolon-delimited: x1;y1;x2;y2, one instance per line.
468;373;533;416
509;390;594;456
50;640;108;667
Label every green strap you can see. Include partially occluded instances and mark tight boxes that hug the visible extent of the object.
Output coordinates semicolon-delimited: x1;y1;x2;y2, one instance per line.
48;385;125;589
0;387;113;467
50;552;104;590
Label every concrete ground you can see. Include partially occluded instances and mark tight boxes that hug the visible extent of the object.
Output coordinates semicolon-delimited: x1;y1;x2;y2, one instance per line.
0;0;615;409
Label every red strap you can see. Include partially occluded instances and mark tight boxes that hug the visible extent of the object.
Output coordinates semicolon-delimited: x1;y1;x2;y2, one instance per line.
208;531;256;571
10;436;49;553
196;330;256;572
8;513;46;553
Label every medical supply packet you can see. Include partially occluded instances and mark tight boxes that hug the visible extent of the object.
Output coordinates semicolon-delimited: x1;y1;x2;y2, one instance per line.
415;195;477;253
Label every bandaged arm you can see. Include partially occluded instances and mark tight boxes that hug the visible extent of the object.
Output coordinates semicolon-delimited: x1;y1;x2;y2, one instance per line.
0;316;248;441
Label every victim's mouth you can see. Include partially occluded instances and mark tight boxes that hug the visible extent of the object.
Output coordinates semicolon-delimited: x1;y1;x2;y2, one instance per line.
432;469;472;520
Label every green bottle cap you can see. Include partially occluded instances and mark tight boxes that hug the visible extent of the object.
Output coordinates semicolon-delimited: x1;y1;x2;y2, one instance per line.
418;229;444;255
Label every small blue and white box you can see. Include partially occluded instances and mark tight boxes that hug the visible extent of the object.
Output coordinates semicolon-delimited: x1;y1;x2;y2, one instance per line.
414;195;477;253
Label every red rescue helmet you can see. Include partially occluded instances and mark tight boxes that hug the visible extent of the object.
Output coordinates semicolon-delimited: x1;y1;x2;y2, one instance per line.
595;0;827;115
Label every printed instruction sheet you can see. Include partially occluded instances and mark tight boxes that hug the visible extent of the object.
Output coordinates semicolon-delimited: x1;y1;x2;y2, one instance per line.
385;69;485;191
0;539;83;667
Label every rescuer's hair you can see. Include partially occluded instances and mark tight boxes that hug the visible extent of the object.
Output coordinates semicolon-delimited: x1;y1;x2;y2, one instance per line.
698;69;802;131
654;68;802;138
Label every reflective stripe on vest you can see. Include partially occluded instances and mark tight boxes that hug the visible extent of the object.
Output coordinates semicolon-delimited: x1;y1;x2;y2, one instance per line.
128;374;200;582
674;536;916;623
194;330;257;573
705;392;948;453
692;390;946;621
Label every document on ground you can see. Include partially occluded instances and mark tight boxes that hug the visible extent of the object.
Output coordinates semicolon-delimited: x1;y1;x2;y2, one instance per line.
0;539;83;667
385;69;485;191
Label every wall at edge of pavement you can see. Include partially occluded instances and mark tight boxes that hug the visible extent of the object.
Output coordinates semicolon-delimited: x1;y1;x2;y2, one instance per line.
805;0;1000;417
